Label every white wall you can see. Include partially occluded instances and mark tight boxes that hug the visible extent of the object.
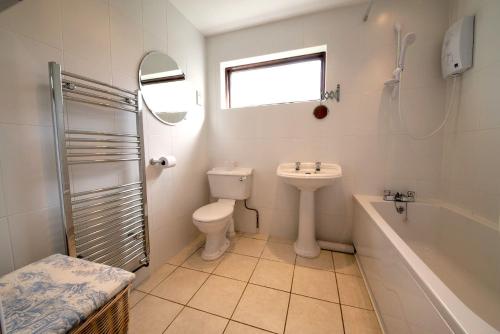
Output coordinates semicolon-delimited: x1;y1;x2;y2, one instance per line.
207;0;450;241
441;0;500;228
0;0;209;276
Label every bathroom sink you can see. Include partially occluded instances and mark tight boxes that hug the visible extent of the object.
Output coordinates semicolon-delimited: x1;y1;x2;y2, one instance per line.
277;162;342;258
277;162;342;191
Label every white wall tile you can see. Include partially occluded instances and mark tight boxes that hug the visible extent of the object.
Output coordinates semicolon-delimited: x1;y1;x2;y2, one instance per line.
207;1;449;242
8;207;65;268
441;0;500;224
0;0;62;49
0;30;62;126
0;124;59;215
0;0;209;272
0;217;14;276
61;0;111;79
0;162;6;218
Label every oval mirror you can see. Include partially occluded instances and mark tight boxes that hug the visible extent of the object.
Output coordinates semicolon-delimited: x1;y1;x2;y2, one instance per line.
139;51;194;125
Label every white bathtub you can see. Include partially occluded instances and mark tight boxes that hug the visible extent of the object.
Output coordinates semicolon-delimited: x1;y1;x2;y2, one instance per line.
353;195;499;334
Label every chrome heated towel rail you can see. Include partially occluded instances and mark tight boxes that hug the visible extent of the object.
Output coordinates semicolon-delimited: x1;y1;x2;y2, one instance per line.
49;62;149;272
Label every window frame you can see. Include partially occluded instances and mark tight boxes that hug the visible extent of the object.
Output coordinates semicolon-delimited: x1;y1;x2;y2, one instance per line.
224;51;326;109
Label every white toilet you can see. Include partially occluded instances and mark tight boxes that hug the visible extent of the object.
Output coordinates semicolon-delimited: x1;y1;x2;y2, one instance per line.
193;167;253;260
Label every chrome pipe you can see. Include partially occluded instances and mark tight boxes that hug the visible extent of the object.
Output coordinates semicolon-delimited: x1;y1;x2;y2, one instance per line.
76;222;144;251
63;87;137;107
62;79;138;101
71;186;142;204
72;192;143;212
73;197;143;219
72;182;141;198
76;218;144;248
63;95;137;113
106;246;145;267
66;137;140;143
78;231;144;259
89;239;144;263
74;204;143;227
66;130;138;138
75;214;144;239
66;145;140;150
67;157;141;165
67;152;140;157
75;209;143;233
363;0;375;22
62;71;136;96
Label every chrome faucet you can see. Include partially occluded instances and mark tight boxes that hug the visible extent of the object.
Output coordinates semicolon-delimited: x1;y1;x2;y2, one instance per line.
295;161;301;171
383;190;415;202
315;161;321;172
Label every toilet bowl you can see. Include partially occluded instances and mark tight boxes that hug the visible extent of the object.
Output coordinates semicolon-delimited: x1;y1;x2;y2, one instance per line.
193;199;235;260
192;166;253;261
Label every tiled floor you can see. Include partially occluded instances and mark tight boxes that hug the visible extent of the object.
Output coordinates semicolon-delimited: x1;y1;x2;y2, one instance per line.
129;233;382;334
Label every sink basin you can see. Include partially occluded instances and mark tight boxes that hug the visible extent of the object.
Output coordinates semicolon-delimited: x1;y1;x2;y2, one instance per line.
277;162;342;191
277;162;342;258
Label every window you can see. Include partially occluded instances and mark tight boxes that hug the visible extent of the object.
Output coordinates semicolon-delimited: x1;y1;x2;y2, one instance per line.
224;51;326;109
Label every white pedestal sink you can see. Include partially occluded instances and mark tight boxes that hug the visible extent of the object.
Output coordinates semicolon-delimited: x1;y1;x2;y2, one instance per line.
277;162;342;258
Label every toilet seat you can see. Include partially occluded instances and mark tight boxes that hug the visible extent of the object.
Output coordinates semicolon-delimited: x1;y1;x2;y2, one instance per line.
193;202;233;223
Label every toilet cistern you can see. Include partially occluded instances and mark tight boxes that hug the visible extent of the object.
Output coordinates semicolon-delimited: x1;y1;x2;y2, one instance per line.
277;162;342;257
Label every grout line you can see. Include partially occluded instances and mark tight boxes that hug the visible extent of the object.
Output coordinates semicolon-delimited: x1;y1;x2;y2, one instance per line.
222;244;262;333
282;255;297;333
227;319;275;333
161;267;212;333
333;263;347;333
136;238;378;333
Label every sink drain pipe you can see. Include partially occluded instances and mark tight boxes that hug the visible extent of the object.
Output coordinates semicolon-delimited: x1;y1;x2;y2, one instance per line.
244;200;259;230
318;240;355;254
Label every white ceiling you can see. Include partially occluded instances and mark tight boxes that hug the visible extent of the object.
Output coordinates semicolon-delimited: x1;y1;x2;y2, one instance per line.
169;0;366;36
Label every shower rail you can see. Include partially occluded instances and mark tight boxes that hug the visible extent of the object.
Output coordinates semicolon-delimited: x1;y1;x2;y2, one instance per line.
49;62;150;272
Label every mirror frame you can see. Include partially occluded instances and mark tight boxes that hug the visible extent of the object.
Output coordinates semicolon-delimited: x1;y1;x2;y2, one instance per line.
138;51;188;126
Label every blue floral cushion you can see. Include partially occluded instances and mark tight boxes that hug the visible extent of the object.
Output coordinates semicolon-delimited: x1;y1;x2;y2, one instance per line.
0;254;135;334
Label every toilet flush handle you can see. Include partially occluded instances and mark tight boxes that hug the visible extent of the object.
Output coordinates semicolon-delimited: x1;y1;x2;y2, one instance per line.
239;176;247;181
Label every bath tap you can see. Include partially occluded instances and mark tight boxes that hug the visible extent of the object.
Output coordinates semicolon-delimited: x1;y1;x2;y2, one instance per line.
315;161;321;172
383;190;415;202
295;161;301;171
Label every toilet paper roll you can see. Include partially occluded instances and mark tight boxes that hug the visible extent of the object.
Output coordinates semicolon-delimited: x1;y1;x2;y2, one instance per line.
150;155;176;168
163;155;176;168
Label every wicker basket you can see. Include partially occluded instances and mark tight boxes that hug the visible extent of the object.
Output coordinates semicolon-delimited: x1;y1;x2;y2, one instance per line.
70;285;130;334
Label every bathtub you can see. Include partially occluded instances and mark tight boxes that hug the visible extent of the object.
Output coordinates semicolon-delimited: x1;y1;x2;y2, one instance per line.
353;195;499;334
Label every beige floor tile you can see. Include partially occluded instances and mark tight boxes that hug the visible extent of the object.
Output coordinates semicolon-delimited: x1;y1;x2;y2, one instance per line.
129;289;146;308
129;295;182;334
224;321;272;333
342;305;382;334
268;236;294;245
240;232;270;241
167;235;205;265
296;250;334;271
292;266;339;303
213;253;258;281
250;259;294;292
285;294;343;334
165;307;228;334
337;273;373;310
188;275;246;318
136;263;177;293
229;237;266;257
333;252;361;276
232;284;289;334
181;248;224;273
261;242;296;264
150;267;209;304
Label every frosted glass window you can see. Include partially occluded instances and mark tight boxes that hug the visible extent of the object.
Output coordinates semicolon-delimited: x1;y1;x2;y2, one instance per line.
225;53;325;108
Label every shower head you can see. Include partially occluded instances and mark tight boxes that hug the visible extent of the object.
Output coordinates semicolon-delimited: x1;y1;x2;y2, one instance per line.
398;32;416;69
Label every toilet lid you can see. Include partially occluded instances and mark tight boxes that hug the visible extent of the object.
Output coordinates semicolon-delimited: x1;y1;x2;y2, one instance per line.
193;203;233;223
